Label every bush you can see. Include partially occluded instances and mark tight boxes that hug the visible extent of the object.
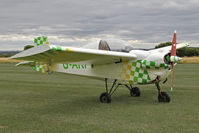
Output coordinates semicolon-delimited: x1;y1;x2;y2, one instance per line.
155;42;172;48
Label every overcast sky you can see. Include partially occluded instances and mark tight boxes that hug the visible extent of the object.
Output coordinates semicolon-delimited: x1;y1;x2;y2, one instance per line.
0;0;199;50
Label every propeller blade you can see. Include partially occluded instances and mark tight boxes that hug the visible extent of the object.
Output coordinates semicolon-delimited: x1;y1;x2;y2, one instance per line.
171;62;174;91
171;30;177;56
170;31;177;91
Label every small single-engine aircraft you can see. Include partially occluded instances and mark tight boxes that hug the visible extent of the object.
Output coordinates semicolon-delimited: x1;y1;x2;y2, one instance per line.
11;31;189;103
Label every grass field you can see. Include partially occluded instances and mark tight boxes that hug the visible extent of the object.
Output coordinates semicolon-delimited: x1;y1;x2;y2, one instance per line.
180;56;199;64
0;58;23;63
0;63;199;133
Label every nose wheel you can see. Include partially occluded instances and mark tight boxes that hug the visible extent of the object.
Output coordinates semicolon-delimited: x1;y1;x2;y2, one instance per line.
158;92;170;102
155;77;171;103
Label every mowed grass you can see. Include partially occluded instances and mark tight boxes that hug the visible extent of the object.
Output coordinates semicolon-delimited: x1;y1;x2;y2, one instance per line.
0;58;23;63
180;56;199;64
0;63;199;133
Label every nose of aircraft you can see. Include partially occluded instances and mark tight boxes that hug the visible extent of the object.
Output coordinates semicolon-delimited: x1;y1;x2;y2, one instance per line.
170;56;182;63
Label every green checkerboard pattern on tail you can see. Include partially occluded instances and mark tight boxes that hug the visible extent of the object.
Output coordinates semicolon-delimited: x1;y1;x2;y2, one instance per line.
51;45;63;51
33;64;48;73
34;36;49;46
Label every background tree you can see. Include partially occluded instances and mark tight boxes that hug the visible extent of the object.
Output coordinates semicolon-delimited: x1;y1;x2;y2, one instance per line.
155;42;172;48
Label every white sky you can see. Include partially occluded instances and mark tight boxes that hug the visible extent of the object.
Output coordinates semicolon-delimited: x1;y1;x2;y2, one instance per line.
0;0;199;50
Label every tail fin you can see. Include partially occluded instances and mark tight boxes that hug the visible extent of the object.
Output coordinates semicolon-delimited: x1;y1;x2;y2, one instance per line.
34;36;49;46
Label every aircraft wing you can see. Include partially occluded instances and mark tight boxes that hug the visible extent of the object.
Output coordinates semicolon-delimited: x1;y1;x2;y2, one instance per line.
149;43;189;53
11;44;137;65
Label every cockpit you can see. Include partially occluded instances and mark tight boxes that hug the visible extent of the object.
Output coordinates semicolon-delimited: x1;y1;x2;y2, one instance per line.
98;39;134;53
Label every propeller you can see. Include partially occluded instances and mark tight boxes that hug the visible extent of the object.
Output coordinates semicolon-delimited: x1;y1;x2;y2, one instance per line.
170;31;182;91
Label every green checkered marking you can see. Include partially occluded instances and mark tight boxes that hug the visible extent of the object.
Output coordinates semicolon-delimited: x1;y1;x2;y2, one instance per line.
135;67;140;72
143;60;147;65
141;60;169;70
43;37;47;42
52;47;57;50
51;46;63;51
33;64;48;73
143;70;148;74
146;65;150;69
160;63;165;67
165;65;169;69
150;61;155;66
34;36;48;46
34;39;37;43
134;77;138;82
138;73;143;78
142;79;147;84
132;62;136;66
131;71;135;75
129;61;151;84
33;66;37;71
126;60;169;84
56;46;62;51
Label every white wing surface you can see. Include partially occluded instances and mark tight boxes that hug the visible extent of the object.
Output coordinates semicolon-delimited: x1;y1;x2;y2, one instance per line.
11;44;137;64
149;43;189;53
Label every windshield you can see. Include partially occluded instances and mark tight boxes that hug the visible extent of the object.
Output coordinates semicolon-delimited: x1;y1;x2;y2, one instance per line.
100;39;134;52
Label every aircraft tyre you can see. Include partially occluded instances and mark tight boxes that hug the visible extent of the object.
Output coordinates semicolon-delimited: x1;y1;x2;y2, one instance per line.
130;87;141;97
158;92;170;102
100;92;111;103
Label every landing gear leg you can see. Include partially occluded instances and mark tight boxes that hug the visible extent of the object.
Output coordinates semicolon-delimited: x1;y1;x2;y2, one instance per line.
100;78;119;103
155;77;170;103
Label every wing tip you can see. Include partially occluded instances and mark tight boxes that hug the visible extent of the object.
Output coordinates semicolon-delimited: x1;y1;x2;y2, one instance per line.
184;42;190;47
10;55;17;59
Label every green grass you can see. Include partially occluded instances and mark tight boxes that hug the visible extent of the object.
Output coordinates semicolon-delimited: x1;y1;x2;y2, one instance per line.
0;63;199;133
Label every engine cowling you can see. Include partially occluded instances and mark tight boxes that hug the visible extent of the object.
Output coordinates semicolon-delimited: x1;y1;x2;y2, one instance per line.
170;56;182;63
141;52;169;69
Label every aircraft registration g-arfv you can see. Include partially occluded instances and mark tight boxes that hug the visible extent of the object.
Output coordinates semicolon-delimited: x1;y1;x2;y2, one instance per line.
11;31;190;103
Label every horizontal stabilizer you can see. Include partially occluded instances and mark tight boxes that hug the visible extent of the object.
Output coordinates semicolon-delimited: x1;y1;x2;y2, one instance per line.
16;61;35;66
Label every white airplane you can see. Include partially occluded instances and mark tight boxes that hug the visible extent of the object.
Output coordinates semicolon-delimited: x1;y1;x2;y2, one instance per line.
11;32;189;103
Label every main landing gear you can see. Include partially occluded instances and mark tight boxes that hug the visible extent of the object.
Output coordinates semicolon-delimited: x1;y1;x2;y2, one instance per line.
155;77;171;103
100;79;141;103
100;79;119;103
100;77;171;103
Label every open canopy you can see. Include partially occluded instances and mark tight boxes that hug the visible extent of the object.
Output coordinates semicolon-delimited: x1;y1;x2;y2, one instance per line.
99;39;134;52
